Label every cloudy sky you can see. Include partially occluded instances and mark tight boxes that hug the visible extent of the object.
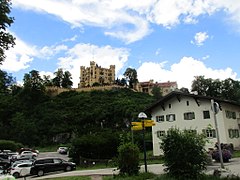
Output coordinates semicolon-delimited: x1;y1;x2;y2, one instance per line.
2;0;240;90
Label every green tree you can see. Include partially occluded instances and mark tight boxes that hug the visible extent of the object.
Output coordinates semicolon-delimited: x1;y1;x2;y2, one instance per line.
191;76;240;102
161;128;208;180
52;69;73;88
124;68;138;88
151;85;162;100
0;0;15;64
0;69;15;93
62;71;73;88
20;70;47;108
117;142;140;176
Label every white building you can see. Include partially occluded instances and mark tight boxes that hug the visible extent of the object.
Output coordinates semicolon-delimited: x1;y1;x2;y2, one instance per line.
146;91;240;156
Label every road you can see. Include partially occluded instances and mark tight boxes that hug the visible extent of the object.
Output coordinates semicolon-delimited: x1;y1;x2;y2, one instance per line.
26;153;240;179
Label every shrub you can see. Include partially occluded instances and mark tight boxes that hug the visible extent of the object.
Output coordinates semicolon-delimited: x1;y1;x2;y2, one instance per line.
161;128;208;180
117;142;140;176
212;149;232;162
0;140;23;151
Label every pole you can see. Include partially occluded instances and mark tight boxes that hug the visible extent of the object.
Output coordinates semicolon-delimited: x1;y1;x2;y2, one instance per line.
142;120;147;172
211;99;224;169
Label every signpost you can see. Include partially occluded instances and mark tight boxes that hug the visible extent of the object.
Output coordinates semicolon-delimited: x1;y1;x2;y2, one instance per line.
131;113;156;173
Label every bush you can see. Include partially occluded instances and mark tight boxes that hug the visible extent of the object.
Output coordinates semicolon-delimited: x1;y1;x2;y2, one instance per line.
117;142;140;176
161;128;208;180
212;149;232;162
0;140;23;151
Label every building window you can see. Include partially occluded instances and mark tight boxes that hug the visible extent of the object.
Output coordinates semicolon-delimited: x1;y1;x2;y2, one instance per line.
169;104;171;109
186;101;189;106
156;115;164;122
226;110;237;119
228;129;240;138
166;114;175;122
157;131;165;138
203;111;210;119
202;129;216;138
183;112;195;120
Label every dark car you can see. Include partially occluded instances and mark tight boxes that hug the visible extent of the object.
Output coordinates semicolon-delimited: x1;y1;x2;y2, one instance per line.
0;157;11;171
30;158;76;176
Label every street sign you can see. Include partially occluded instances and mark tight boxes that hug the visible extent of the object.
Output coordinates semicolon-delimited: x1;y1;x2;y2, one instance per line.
131;120;155;130
131;126;143;131
143;120;155;127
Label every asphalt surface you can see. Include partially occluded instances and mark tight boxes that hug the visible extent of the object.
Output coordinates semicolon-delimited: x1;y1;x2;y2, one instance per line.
29;157;240;179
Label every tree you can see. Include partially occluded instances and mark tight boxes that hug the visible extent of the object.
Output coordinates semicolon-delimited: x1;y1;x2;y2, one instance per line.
52;69;73;88
0;0;15;64
52;69;63;87
161;128;208;180
62;71;73;88
117;142;140;176
0;69;15;93
191;76;240;102
151;85;162;100
20;70;47;107
123;68;138;88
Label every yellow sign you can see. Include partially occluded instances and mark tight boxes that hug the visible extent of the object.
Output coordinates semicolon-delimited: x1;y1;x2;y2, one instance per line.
131;126;143;131
131;120;155;130
131;121;143;131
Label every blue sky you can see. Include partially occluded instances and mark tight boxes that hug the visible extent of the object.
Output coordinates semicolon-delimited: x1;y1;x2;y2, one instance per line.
2;0;240;90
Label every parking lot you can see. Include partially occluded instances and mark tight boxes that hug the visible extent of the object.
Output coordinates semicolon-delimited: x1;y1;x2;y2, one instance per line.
37;151;70;161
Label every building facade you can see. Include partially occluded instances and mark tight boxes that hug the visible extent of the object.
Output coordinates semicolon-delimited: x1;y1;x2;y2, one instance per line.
79;61;115;88
146;91;240;156
137;80;178;96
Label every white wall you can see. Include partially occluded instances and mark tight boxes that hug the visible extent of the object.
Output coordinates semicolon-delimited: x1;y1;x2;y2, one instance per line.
151;95;240;156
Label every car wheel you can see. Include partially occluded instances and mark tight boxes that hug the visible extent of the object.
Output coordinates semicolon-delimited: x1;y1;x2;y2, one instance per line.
65;166;72;171
37;170;44;176
13;172;20;178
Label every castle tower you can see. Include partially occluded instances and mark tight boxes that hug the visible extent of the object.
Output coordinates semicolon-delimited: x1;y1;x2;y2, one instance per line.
79;61;116;88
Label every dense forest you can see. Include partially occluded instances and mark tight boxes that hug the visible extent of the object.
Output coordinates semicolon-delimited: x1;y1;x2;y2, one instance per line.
0;69;155;148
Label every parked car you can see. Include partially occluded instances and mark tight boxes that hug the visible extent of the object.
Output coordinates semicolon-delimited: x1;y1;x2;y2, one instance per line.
10;162;32;178
30;158;76;176
0;157;11;171
20;151;38;158
57;147;68;154
18;148;39;155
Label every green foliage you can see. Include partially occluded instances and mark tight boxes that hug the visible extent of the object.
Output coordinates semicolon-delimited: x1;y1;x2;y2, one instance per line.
70;130;120;164
123;68;138;88
0;140;23;151
161;128;208;180
0;69;16;93
117;142;140;176
191;76;240;102
151;85;162;100
0;0;15;64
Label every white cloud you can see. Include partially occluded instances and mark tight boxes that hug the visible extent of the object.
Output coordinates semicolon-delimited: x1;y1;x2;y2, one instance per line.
12;0;151;44
137;56;237;90
39;44;68;59
12;0;240;43
191;32;209;46
57;43;130;87
1;35;37;71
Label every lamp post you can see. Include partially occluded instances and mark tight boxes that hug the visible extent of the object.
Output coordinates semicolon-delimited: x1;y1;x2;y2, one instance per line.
138;112;148;173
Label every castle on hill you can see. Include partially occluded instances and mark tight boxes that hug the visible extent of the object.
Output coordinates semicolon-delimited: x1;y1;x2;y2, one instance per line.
77;61;178;96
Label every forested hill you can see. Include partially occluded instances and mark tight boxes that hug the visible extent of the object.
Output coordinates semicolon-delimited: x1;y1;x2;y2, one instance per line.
0;88;155;146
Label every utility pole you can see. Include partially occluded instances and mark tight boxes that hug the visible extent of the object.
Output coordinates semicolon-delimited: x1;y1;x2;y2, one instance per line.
211;99;224;169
